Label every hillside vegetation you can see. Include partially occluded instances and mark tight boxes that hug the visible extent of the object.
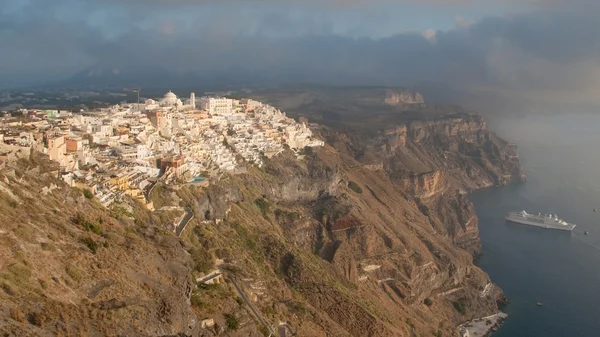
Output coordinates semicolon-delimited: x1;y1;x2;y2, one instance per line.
0;99;521;336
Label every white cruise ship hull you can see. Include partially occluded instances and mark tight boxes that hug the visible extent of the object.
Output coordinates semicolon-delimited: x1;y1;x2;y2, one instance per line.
505;214;576;231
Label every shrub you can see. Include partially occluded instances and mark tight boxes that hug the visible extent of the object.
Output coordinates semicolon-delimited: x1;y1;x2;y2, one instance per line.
348;181;363;194
40;242;55;252
424;298;433;306
255;198;270;218
302;146;313;156
190;247;214;274
72;213;102;235
287;301;308;316
83;189;94;199
452;301;466;315
232;224;264;265
29;312;46;327
264;305;276;316
274;209;300;227
86;222;103;235
274;209;300;220
81;237;98;254
65;264;82;283
72;212;86;226
8;263;31;282
111;204;133;218
224;314;239;331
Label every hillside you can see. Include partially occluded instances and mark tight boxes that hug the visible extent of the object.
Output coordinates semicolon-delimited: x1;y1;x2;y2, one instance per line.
0;93;522;336
0;152;198;336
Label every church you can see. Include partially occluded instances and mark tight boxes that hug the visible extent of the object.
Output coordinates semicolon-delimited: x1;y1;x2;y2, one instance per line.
144;91;196;112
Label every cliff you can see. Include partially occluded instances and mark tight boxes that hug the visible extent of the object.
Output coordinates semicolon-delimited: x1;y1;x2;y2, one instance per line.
0;94;522;336
170;147;507;337
322;111;523;254
0;154;200;336
385;89;425;106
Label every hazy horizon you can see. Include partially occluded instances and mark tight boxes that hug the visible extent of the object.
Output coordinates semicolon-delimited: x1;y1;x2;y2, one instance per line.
2;0;600;113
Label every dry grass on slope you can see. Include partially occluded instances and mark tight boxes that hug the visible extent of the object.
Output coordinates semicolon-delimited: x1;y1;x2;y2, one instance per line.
0;158;198;336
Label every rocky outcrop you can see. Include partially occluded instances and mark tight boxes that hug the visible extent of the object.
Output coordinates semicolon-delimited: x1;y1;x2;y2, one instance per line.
398;170;446;199
406;116;485;143
383;125;408;150
385;89;425;105
322;111;523;254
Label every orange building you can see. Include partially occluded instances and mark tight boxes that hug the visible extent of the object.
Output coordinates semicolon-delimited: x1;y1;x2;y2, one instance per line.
65;137;82;152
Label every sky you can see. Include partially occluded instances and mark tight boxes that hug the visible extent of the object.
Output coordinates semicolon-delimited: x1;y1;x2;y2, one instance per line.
1;0;600;110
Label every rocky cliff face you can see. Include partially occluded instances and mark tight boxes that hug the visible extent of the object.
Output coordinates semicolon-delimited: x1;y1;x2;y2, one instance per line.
170;147;507;337
0;104;521;337
385;89;425;105
322;112;523;254
172;110;520;336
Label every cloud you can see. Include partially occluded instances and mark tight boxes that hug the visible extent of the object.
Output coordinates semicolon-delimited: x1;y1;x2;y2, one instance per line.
454;16;474;29
422;29;438;42
90;0;570;4
157;22;177;36
1;0;599;109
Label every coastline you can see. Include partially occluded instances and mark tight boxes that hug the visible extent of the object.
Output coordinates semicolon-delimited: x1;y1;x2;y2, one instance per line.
457;312;508;337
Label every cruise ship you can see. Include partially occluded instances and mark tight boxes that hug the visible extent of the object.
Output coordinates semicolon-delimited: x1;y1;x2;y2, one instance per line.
506;210;576;231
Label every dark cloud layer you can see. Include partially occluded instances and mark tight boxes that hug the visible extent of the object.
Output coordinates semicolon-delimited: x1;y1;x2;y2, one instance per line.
1;0;599;109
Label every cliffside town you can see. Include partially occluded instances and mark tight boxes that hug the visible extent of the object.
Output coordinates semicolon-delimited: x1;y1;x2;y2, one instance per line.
0;92;323;209
0;88;522;336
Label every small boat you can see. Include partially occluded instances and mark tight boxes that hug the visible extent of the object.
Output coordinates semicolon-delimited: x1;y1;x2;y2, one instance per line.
585;231;590;235
537;302;543;306
594;208;597;212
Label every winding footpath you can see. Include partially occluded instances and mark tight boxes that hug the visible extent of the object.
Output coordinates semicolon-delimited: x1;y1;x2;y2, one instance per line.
229;277;276;336
175;208;194;237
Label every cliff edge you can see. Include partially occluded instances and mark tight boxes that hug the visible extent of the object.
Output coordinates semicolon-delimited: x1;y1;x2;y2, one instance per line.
322;111;523;254
0;89;523;336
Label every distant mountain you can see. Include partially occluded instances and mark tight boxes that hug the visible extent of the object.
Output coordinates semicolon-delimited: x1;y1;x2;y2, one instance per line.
48;64;407;92
55;65;196;90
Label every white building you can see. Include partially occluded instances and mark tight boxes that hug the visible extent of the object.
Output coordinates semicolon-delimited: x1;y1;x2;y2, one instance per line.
144;99;160;111
245;99;263;112
190;93;196;109
160;91;182;107
99;125;114;137
200;97;234;115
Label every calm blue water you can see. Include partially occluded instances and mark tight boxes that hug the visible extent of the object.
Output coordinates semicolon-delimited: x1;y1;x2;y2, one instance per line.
473;114;600;337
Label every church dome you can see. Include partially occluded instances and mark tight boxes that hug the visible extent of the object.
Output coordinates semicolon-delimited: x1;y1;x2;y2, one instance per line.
161;90;178;106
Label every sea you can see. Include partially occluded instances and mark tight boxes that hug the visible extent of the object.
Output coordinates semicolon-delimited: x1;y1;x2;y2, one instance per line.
472;113;600;337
